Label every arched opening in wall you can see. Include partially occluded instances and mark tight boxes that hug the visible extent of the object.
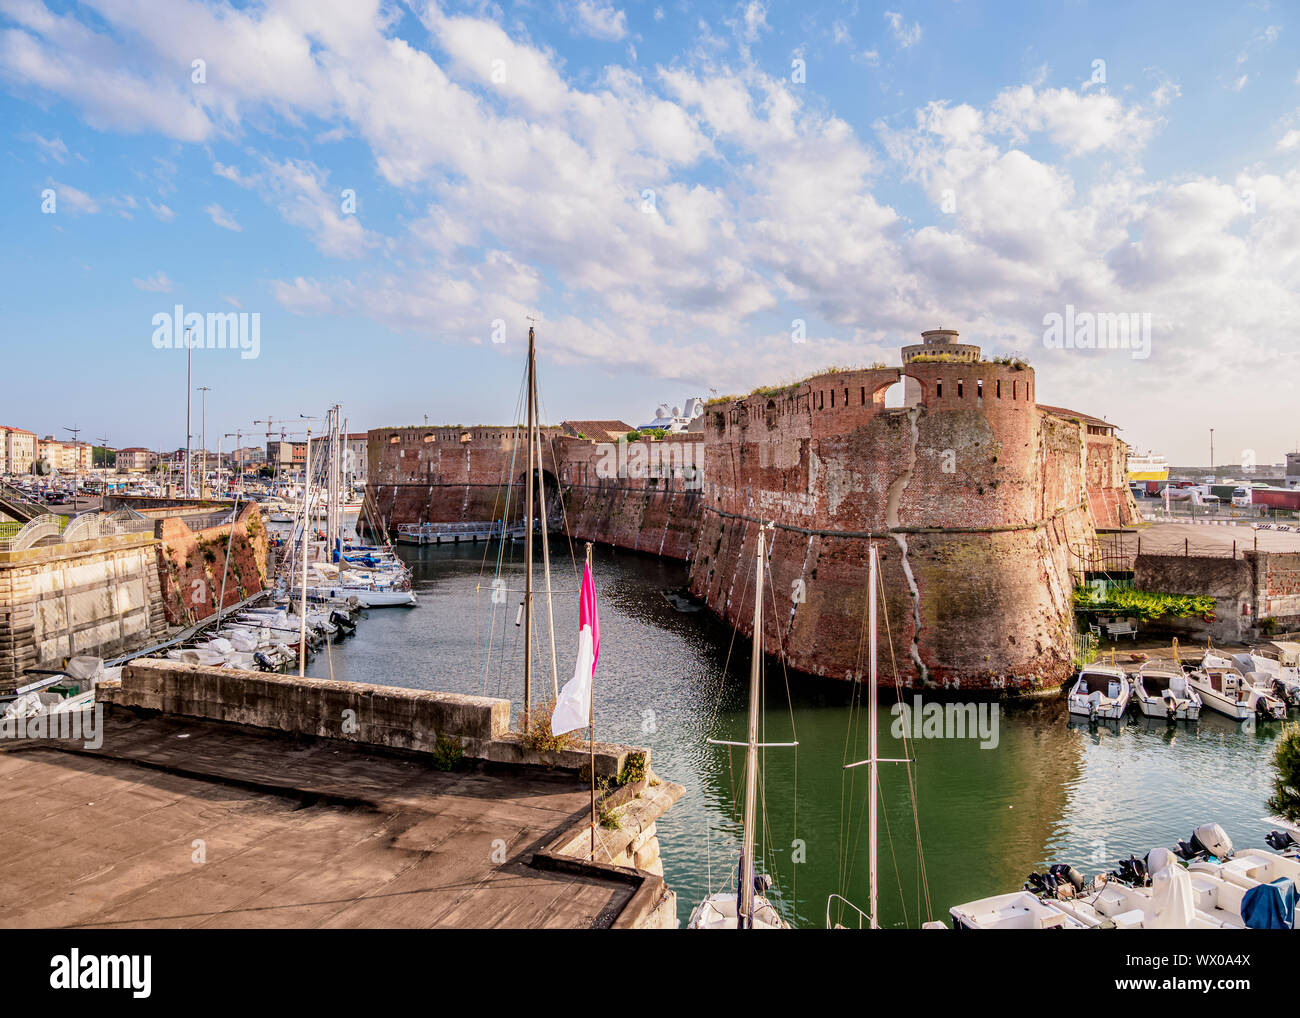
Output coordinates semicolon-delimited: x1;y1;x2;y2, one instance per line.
513;469;562;528
880;380;907;408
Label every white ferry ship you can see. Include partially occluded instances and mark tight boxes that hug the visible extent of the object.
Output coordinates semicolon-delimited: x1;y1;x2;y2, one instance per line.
1127;451;1169;482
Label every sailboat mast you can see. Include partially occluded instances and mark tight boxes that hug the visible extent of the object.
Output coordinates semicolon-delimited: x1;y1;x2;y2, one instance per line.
868;543;879;929
298;427;312;677
523;325;535;732
738;525;765;929
535;393;559;699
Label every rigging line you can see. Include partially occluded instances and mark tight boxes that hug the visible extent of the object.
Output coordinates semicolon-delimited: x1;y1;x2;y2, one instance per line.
879;784;909;929
533;388;581;585
761;529;799;913
876;554;933;920
479;374;528;693
837;547;872;901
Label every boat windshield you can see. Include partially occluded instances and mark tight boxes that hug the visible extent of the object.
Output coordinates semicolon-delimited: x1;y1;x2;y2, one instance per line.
1077;672;1121;696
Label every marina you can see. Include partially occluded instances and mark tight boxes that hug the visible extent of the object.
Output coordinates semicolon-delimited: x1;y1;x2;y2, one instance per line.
6;2;1300;999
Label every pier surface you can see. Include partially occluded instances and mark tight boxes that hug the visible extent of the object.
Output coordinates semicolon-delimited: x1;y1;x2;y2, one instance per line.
0;711;651;928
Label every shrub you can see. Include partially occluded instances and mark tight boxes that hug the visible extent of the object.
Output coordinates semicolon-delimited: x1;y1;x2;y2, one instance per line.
618;751;647;786
519;698;580;753
1268;723;1300;822
431;733;464;771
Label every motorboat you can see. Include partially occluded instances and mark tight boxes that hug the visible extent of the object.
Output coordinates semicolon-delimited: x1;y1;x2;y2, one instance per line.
1230;650;1300;706
1131;660;1201;721
1066;664;1130;721
1187;655;1286;721
949;889;1092;930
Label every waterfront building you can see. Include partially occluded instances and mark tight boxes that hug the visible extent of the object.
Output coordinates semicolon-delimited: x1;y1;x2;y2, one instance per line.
0;426;36;475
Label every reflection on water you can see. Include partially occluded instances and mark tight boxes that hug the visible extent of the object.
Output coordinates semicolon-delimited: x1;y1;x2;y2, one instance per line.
306;541;1285;928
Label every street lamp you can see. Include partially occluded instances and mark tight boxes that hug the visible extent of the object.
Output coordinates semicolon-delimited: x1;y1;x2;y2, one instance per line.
184;326;193;498
63;424;81;516
197;386;211;500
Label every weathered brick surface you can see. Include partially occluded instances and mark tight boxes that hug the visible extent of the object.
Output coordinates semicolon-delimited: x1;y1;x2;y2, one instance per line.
366;359;1130;694
156;503;269;625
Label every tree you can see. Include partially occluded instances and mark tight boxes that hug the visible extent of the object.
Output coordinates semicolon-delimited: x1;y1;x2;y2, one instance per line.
1268;723;1300;822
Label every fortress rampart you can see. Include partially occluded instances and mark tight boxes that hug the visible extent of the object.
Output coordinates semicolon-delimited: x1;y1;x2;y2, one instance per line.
367;332;1137;694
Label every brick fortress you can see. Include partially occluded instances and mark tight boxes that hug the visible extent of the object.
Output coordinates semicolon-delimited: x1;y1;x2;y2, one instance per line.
367;330;1137;695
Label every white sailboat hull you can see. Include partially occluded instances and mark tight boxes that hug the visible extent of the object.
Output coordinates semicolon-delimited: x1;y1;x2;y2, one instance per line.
687;891;788;930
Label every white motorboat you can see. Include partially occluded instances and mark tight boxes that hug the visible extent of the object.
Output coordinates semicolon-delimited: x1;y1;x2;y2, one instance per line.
949;890;1092;929
1131;660;1201;721
1187;654;1286;721
1230;650;1300;706
1067;664;1130;721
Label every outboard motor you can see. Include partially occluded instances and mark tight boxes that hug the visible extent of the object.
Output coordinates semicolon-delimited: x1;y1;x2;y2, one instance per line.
1266;830;1300;856
1049;863;1086;894
1174;823;1235;862
254;650;275;672
1111;855;1150;887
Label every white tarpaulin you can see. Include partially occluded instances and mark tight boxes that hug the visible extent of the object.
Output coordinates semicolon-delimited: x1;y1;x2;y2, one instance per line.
1147;847;1195;929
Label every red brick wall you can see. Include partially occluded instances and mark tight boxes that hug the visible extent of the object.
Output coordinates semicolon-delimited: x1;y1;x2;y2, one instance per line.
157;503;270;625
366;367;1123;693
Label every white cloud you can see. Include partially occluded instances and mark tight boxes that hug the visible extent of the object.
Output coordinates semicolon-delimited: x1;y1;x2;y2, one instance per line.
133;270;172;292
1279;129;1300;151
5;1;1300;461
883;11;922;49
22;132;68;162
145;198;174;222
48;181;98;214
272;276;333;315
204;203;242;232
571;0;628;41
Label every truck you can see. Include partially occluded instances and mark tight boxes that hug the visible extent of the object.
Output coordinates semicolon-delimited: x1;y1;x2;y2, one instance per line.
1252;487;1300;511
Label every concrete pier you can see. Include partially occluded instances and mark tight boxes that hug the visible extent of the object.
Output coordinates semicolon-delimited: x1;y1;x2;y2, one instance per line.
0;661;683;929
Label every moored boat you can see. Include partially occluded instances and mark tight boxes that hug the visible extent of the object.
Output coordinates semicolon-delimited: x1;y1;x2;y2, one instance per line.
1132;660;1201;721
1067;663;1130;721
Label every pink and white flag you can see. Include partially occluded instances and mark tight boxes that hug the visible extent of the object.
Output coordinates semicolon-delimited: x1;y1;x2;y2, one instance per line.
551;562;600;736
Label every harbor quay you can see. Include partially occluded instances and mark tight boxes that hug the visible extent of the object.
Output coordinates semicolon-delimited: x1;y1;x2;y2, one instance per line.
0;659;682;929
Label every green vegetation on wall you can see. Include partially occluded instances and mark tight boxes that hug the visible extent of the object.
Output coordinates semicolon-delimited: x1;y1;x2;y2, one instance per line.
1073;584;1216;622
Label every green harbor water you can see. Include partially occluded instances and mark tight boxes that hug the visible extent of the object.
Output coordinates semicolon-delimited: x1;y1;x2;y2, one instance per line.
306;541;1286;928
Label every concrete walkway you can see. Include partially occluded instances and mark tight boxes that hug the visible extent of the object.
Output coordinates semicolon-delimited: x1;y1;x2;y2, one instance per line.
0;712;641;928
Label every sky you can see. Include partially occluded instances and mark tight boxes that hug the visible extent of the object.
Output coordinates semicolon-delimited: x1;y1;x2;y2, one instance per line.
0;0;1297;464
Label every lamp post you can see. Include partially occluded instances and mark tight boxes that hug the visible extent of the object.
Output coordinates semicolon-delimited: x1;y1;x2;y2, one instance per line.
184;326;193;497
197;386;211;500
225;431;244;496
63;424;81;516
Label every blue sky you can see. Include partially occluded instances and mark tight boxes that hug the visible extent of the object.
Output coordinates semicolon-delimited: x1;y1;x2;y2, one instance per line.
1;0;1297;463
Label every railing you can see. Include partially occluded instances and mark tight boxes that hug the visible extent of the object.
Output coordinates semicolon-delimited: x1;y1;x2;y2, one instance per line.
825;893;871;930
0;480;50;524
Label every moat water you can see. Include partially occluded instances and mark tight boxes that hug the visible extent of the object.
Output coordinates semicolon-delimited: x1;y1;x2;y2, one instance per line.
305;541;1286;928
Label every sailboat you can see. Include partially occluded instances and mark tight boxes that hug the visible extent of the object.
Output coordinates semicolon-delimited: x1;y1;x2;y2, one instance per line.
688;522;793;930
826;544;934;929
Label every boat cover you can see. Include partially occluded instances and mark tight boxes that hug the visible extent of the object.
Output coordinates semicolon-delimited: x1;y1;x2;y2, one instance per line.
1241;878;1297;930
1192;823;1234;860
1147;848;1195;929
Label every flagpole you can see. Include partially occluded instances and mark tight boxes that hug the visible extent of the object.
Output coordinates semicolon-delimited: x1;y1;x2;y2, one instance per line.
586;540;595;862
